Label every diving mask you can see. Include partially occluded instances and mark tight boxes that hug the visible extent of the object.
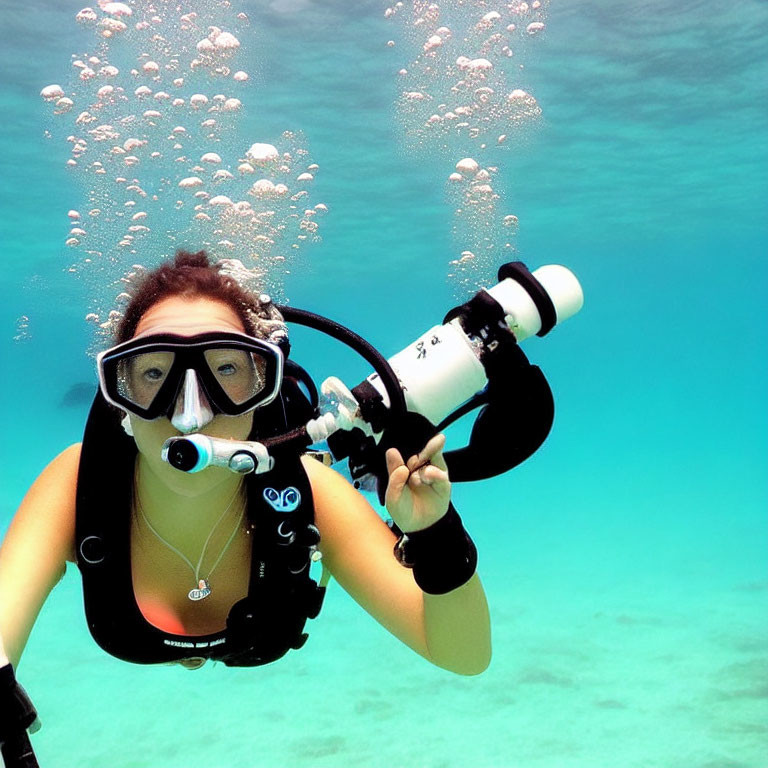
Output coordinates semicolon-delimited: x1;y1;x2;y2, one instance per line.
97;331;284;421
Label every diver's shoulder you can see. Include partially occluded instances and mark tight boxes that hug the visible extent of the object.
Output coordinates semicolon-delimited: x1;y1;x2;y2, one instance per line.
53;442;82;471
59;442;82;461
36;443;82;486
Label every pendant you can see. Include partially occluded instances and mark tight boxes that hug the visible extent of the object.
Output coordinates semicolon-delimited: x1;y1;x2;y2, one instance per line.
188;579;211;601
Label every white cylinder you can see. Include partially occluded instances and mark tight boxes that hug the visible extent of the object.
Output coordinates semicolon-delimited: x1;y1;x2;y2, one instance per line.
487;264;583;341
350;264;583;429
366;321;487;426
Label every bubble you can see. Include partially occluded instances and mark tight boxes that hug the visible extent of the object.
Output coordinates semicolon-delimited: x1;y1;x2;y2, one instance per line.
214;32;240;51
449;172;463;182
99;18;127;35
76;8;98;23
469;58;493;72
456;158;479;175
13;315;31;342
103;2;131;15
41;84;65;100
246;143;279;164
297;172;313;182
249;179;277;197
526;22;545;35
56;98;75;113
55;7;325;326
179;176;204;189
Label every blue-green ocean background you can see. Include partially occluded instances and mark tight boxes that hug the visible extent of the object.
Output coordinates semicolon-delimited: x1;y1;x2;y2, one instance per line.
1;1;767;766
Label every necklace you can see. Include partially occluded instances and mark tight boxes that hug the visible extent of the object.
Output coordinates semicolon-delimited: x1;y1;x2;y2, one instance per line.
134;477;245;602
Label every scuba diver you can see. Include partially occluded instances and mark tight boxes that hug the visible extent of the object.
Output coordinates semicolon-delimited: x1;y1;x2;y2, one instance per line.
0;248;582;767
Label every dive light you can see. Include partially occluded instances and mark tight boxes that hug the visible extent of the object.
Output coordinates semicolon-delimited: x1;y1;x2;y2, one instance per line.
344;263;583;427
161;261;583;477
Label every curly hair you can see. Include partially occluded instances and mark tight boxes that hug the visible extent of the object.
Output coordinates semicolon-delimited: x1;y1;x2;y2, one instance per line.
114;250;289;351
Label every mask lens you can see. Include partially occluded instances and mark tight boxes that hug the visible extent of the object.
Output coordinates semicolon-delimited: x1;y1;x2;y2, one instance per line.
203;347;267;406
116;350;175;410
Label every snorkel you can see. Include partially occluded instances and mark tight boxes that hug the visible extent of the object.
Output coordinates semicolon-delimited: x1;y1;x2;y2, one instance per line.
159;261;584;491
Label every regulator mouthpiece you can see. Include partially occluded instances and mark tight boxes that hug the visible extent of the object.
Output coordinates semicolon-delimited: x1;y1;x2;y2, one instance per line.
161;434;274;474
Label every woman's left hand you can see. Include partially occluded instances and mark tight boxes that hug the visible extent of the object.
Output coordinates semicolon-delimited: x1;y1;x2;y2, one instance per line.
385;433;451;534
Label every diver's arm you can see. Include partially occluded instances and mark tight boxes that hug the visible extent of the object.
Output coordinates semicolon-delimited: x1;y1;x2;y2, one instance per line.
0;444;80;670
302;456;491;676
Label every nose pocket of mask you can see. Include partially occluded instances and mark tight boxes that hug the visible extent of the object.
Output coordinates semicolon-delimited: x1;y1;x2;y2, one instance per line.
171;369;215;433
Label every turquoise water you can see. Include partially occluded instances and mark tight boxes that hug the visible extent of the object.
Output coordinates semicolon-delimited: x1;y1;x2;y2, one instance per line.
1;0;767;766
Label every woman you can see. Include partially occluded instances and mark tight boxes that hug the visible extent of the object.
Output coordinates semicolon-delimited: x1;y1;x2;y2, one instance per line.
0;250;490;742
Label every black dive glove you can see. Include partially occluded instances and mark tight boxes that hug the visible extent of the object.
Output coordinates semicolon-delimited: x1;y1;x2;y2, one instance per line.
393;503;478;595
0;663;40;768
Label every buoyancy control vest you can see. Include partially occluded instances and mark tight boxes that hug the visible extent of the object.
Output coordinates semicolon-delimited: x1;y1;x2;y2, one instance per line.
75;379;326;667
